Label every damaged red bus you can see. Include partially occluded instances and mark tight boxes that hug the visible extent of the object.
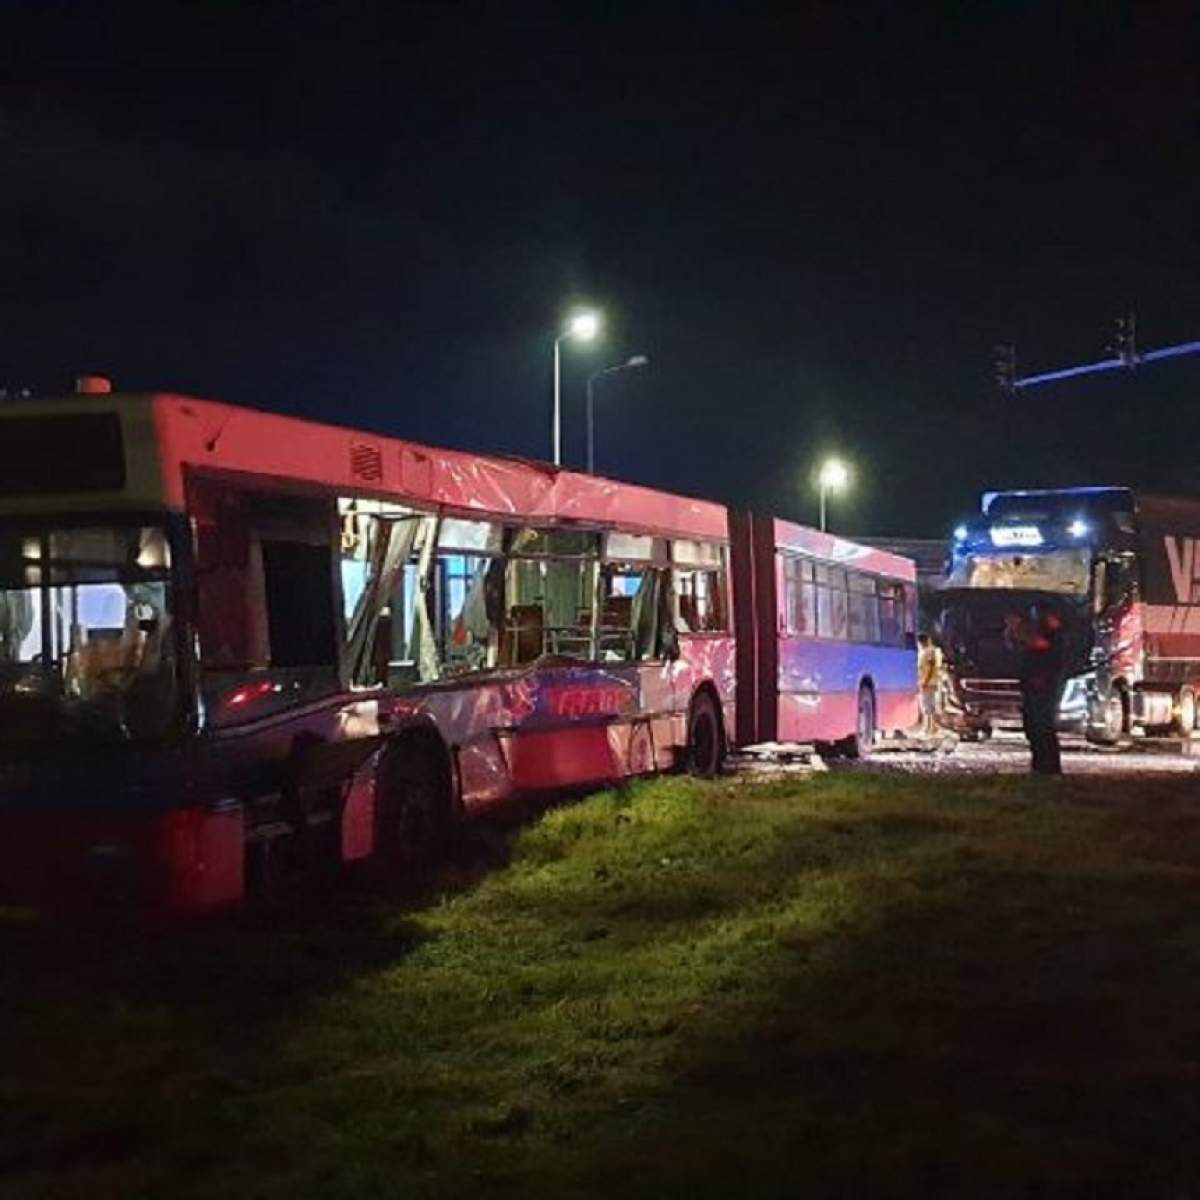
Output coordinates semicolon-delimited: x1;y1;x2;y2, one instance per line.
0;388;916;912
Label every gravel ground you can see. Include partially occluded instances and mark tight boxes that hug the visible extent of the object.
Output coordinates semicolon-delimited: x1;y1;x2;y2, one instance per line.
735;730;1200;777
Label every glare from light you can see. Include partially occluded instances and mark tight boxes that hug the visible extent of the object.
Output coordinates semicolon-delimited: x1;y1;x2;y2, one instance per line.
1068;517;1089;539
566;311;602;341
818;458;849;491
953;524;969;542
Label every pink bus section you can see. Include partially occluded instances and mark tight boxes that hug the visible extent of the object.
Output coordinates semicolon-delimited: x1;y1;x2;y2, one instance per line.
0;393;916;913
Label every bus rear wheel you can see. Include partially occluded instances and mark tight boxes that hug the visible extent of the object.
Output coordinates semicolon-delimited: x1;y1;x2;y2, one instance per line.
687;692;724;778
840;685;876;760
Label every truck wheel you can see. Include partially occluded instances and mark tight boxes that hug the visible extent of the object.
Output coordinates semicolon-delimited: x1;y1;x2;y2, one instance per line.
377;742;451;874
1178;687;1197;736
840;685;876;760
1096;687;1127;746
687;692;724;778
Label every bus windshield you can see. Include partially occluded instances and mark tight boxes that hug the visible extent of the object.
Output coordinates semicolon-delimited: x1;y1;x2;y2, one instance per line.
945;547;1091;596
0;520;179;743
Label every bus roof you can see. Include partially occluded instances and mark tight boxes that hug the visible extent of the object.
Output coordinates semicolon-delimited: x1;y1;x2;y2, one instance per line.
772;516;916;581
0;392;916;574
147;392;731;540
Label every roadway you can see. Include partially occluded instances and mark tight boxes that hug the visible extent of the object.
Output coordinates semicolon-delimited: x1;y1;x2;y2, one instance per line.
736;730;1200;776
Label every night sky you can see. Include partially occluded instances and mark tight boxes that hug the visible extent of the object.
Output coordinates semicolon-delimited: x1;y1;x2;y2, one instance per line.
3;2;1198;537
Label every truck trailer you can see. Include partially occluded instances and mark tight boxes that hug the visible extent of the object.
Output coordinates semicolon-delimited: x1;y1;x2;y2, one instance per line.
937;487;1200;743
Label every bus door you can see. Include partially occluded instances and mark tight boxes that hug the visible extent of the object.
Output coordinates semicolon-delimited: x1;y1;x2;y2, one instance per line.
779;553;825;741
597;533;672;770
812;564;852;733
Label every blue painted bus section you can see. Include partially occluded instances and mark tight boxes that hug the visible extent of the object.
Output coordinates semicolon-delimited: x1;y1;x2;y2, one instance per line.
731;512;918;752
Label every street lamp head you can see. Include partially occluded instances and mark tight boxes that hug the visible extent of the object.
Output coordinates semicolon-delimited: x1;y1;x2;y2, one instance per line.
566;310;602;341
818;457;849;491
625;354;649;367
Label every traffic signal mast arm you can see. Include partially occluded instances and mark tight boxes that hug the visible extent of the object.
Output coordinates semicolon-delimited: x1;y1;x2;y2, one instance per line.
994;312;1200;393
1015;339;1200;389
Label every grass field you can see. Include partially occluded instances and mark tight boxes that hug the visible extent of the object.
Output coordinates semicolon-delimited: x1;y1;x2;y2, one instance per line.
4;771;1200;1199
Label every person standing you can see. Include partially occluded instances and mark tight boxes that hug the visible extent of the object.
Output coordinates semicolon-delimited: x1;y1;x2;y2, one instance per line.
916;633;943;736
1017;607;1065;775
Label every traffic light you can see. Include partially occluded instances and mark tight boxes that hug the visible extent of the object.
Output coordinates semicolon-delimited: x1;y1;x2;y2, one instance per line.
1109;311;1137;367
992;343;1017;392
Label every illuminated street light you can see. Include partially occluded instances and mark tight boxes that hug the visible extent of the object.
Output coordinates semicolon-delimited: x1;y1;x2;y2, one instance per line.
817;457;849;532
553;309;603;466
586;354;648;474
567;311;601;341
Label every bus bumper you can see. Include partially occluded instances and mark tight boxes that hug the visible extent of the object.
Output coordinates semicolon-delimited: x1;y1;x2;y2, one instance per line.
0;803;244;915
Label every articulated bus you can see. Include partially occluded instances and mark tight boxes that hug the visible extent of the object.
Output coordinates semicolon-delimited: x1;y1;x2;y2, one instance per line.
0;387;917;912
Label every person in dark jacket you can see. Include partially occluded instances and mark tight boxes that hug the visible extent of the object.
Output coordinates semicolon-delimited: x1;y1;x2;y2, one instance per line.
1016;607;1066;774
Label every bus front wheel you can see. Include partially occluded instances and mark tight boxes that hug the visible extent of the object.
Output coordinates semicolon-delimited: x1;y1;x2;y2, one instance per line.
377;741;452;875
687;692;724;779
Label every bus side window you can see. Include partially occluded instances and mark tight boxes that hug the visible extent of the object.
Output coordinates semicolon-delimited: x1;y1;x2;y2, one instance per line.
847;572;880;643
598;564;645;661
431;518;505;675
191;482;263;669
673;565;729;633
878;581;903;646
815;564;849;639
503;528;599;665
260;541;338;668
636;568;673;660
783;556;815;637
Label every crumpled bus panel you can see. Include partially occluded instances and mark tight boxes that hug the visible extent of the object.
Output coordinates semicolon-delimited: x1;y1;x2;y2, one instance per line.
383;661;666;808
156;395;729;541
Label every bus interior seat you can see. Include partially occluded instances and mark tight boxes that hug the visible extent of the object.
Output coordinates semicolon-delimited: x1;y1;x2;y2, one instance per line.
603;595;634;629
504;604;544;665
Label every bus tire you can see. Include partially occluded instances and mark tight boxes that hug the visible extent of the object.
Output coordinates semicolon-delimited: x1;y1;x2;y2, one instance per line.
376;738;452;875
840;684;876;760
687;691;724;779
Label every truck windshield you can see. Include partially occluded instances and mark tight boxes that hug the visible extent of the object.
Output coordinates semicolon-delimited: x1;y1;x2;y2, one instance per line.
0;520;179;743
946;548;1091;596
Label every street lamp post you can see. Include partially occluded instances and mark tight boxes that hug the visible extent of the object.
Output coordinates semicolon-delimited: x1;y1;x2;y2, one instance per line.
552;310;601;466
817;457;849;532
586;355;648;474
